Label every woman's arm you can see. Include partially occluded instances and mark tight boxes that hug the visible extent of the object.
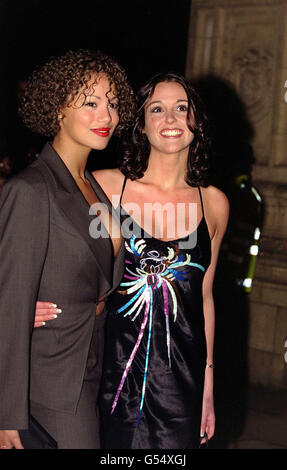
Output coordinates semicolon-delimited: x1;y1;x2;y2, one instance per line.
200;187;229;442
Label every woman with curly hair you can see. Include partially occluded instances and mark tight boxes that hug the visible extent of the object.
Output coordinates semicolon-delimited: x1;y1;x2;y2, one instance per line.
0;48;135;449
35;72;229;449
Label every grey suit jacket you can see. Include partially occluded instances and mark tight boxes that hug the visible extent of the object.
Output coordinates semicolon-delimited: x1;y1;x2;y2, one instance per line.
0;143;124;429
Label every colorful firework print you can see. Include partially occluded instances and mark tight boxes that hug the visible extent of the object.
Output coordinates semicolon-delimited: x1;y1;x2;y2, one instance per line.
110;234;206;425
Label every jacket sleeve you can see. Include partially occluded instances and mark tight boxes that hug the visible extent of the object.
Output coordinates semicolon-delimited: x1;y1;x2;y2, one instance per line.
0;172;49;429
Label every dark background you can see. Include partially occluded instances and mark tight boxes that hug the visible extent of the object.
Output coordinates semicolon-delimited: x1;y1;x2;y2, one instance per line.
0;0;192;172
0;0;263;449
1;0;191;88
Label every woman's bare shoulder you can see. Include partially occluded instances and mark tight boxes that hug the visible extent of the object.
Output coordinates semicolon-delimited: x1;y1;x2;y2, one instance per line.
201;185;230;235
92;168;125;201
203;185;229;211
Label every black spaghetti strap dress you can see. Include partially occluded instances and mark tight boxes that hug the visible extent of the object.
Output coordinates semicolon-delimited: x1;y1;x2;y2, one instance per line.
100;179;211;449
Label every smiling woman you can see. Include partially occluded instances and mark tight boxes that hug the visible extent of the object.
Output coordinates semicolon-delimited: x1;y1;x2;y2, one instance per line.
53;75;120;156
119;72;210;187
94;72;229;449
0;49;135;449
142;81;195;158
18;49;134;138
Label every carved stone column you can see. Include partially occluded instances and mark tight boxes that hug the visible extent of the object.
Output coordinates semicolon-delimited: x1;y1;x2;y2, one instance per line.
186;0;287;390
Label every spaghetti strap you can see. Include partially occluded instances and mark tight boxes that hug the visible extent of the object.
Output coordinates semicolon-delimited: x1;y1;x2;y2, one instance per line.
119;175;128;207
198;187;205;219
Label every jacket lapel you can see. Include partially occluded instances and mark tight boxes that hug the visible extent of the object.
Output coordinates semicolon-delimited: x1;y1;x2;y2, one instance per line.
36;143;113;286
56;189;113;285
86;170;125;294
106;240;124;296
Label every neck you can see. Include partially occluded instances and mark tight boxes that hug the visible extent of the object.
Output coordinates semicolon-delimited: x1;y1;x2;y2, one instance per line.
143;149;189;190
52;136;91;181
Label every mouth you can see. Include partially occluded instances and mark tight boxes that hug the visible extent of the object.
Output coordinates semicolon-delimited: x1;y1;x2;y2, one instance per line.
160;128;184;138
91;128;111;137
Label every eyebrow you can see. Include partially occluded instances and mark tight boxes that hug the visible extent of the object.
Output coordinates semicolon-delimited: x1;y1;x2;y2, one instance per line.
86;94;118;101
147;99;188;106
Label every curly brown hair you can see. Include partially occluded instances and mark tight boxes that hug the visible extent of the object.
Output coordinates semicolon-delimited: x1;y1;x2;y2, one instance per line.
19;49;136;137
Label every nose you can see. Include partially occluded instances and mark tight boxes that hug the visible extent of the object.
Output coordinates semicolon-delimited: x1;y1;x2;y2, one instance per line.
97;105;112;124
165;108;176;124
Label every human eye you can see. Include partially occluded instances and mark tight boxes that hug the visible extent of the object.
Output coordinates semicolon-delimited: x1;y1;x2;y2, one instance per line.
85;101;97;108
150;105;163;114
108;101;119;111
176;104;188;112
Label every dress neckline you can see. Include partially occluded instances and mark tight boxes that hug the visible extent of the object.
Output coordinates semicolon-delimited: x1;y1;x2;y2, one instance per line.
119;205;209;244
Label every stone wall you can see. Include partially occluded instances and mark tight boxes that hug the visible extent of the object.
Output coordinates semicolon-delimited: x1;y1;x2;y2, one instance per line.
186;0;287;389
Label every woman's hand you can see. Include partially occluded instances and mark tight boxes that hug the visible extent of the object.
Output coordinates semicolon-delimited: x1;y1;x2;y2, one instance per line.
0;430;24;449
200;367;215;443
34;302;61;327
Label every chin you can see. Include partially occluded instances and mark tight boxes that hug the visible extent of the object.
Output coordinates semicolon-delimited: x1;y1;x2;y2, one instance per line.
91;141;110;151
162;146;187;155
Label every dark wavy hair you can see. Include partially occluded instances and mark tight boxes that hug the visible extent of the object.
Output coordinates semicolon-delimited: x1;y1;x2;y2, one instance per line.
119;72;211;187
19;49;136;137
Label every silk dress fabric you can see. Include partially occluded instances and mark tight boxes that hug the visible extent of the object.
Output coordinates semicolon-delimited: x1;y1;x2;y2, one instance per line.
100;182;211;449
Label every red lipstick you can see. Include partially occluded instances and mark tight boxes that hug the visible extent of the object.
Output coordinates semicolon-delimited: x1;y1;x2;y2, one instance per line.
91;128;110;137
